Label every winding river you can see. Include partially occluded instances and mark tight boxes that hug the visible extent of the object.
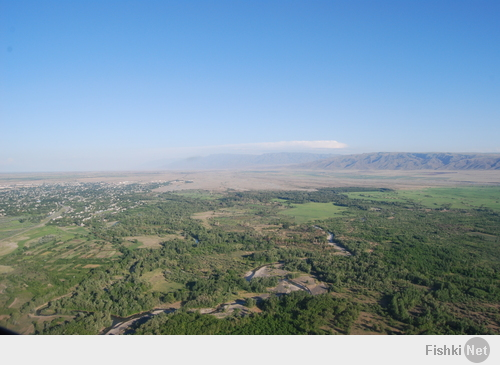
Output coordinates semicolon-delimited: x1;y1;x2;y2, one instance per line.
101;308;177;335
36;227;346;335
314;226;352;255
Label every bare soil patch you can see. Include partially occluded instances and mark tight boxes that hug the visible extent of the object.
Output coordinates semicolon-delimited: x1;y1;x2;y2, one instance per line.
293;275;328;295
271;280;302;294
0;265;14;274
245;263;288;280
0;240;19;257
82;264;101;269
351;312;386;335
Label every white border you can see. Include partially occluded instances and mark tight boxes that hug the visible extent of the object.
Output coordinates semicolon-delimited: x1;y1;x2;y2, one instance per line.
3;335;499;365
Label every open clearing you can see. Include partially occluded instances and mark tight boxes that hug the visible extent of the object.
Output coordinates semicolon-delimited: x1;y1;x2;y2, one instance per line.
191;209;249;229
279;202;348;223
141;268;183;293
0;217;37;241
124;235;183;249
0;240;20;257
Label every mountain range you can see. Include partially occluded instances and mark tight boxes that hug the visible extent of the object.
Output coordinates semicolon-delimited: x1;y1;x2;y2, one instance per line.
162;152;500;170
294;152;500;170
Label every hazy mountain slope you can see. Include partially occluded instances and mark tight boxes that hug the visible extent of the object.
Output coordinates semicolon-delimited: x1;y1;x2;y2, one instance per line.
294;152;500;170
166;152;338;170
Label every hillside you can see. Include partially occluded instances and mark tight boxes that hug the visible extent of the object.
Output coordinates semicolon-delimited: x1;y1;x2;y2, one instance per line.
294;152;500;170
166;152;337;170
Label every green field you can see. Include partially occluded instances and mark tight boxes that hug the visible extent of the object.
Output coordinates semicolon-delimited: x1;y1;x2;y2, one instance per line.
279;202;348;223
346;186;500;210
141;269;184;293
15;225;74;249
0;217;38;241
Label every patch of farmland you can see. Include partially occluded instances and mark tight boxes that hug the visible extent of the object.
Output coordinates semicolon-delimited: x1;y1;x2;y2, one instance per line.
94;250;118;258
57;264;72;272
57;247;84;259
80;248;102;258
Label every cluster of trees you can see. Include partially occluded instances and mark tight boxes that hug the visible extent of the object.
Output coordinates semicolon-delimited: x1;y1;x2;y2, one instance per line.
134;291;360;335
50;271;159;317
223;187;390;204
36;312;111;335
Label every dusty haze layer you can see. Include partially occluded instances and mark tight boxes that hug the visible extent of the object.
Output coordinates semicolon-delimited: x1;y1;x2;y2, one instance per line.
1;169;500;191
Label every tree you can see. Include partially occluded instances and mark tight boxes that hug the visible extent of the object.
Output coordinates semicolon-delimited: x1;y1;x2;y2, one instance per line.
245;297;256;308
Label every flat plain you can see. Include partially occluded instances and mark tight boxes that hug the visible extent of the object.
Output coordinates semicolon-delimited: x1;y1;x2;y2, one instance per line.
2;169;500;191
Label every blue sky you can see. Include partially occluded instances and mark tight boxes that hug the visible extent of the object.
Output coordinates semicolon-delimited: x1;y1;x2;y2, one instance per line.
1;0;499;171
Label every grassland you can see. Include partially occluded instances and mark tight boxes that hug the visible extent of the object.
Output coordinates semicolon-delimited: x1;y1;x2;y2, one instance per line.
279;202;348;223
141;268;184;293
0;265;13;274
123;235;183;249
0;217;38;241
346;186;500;210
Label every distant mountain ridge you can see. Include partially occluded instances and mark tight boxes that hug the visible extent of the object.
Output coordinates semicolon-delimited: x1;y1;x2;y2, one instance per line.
294;152;500;170
166;152;338;170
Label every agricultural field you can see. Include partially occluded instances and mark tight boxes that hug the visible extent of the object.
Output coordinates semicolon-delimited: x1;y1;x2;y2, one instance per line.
0;180;500;335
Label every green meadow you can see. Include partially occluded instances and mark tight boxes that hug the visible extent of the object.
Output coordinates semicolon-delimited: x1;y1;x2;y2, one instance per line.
346;186;500;211
0;217;38;241
279;202;348;223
